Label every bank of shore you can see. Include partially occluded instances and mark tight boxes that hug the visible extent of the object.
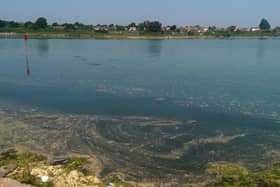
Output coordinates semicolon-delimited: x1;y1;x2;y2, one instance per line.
0;32;278;40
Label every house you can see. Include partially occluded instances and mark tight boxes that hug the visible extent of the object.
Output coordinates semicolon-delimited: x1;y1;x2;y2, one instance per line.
178;26;188;32
198;27;209;33
162;26;171;32
235;27;248;32
52;25;65;30
94;26;108;32
128;26;137;32
108;25;117;31
250;27;260;32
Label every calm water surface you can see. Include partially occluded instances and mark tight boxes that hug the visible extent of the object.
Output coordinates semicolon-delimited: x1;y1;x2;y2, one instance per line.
1;38;280;119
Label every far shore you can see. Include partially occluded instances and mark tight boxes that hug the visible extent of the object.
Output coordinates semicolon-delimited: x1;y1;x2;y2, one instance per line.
0;32;279;40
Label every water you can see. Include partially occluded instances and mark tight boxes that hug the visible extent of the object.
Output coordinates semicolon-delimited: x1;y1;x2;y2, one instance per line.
2;38;280;181
1;38;280;119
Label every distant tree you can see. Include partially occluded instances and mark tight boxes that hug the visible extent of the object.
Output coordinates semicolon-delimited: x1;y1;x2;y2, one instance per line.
188;31;195;36
52;22;59;27
149;21;162;32
116;25;125;31
259;18;271;30
24;21;34;28
227;25;236;32
138;21;162;33
170;25;177;31
138;22;145;31
34;17;48;29
63;23;75;30
73;22;85;29
128;22;137;28
0;20;8;28
208;26;216;31
8;21;20;28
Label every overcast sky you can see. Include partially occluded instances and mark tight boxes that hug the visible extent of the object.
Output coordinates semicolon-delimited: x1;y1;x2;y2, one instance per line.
0;0;279;27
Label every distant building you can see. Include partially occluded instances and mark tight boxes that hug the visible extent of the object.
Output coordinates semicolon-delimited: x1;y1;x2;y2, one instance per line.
199;27;209;33
178;26;188;32
108;26;117;31
235;27;248;32
250;27;260;32
162;26;171;32
94;26;108;32
177;25;208;33
128;26;137;32
215;27;226;31
52;25;65;30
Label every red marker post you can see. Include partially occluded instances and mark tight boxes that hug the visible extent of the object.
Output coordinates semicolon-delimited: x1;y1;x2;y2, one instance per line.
23;33;28;40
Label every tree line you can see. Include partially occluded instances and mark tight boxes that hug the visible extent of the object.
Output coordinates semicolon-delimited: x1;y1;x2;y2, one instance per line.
0;17;163;33
0;17;48;30
0;17;276;33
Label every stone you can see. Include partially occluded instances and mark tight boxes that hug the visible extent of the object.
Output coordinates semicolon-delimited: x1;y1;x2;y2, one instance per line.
0;178;33;187
0;164;17;177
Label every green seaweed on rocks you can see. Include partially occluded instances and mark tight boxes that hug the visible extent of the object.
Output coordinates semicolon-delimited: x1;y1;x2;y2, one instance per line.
207;162;280;187
62;157;88;174
0;149;53;187
0;149;47;167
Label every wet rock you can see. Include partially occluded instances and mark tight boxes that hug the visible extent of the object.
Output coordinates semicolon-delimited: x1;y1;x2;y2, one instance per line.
50;158;69;166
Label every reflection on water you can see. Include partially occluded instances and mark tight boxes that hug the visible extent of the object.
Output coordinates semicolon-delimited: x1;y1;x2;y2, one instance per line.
24;40;30;77
256;39;267;64
226;39;233;57
35;39;49;56
0;40;4;50
25;54;30;77
147;40;162;58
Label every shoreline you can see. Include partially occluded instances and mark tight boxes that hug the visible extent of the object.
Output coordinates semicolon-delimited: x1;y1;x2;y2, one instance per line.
0;32;279;40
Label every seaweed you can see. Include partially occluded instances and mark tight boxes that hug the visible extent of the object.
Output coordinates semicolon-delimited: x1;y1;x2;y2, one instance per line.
207;162;280;187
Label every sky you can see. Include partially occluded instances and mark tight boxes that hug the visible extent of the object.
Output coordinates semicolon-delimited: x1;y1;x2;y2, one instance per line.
0;0;279;27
